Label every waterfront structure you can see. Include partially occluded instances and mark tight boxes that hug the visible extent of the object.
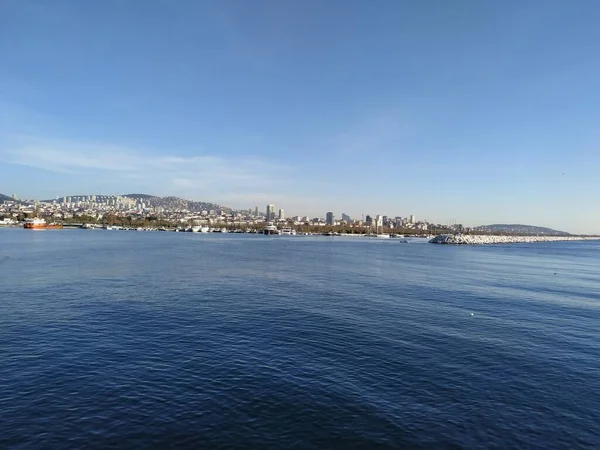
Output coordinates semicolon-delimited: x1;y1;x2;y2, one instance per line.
430;234;599;245
326;212;334;226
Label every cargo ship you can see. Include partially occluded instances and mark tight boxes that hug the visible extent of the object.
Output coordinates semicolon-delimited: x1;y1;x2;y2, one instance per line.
23;218;64;229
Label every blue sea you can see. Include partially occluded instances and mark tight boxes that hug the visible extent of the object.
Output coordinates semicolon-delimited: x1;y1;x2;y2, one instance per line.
1;229;599;449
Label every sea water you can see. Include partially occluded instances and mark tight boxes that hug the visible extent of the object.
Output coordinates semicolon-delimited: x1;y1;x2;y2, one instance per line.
1;229;599;448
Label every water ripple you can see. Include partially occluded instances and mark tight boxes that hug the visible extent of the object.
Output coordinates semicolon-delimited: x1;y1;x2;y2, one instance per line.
1;230;599;448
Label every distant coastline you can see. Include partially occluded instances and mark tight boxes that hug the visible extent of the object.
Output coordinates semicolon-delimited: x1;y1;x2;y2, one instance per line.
3;192;590;236
2;225;599;244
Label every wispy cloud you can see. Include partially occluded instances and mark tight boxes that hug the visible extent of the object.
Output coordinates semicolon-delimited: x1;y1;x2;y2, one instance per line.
1;135;290;201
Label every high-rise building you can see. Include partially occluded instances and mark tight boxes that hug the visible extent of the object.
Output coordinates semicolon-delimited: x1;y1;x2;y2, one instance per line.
254;206;259;216
278;209;285;220
326;212;334;225
341;213;351;222
410;215;416;224
266;204;275;220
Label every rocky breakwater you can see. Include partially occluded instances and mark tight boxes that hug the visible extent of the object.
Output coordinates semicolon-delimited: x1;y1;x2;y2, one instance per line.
429;234;599;245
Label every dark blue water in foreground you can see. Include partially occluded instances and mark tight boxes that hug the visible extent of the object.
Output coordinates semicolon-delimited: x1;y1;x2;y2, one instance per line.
1;229;599;449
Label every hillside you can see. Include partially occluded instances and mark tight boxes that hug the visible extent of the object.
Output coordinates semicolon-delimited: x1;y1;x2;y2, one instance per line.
474;224;570;236
122;193;158;200
33;193;230;212
0;193;16;202
124;194;230;212
144;196;229;213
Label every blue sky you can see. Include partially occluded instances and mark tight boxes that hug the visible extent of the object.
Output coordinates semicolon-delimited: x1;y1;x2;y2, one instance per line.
1;0;599;233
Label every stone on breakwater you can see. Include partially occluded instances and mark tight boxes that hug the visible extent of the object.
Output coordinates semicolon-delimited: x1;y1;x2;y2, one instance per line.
429;234;599;245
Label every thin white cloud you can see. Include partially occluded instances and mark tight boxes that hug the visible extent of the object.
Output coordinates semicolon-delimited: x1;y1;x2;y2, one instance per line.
2;135;290;198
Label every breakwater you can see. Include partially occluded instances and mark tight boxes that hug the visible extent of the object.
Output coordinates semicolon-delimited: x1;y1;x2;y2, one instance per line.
429;234;600;245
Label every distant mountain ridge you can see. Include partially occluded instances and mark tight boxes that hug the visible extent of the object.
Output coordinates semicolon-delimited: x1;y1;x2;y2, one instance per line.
474;224;570;236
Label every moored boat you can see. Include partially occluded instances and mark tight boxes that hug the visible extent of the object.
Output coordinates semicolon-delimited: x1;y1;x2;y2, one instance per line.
263;223;281;235
23;218;63;229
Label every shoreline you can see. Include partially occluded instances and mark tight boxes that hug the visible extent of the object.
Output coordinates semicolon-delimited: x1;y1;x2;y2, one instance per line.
3;226;600;243
429;234;600;245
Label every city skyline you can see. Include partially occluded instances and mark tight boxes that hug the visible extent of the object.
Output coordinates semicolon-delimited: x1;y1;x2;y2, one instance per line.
2;1;600;234
0;188;595;233
2;192;579;237
0;192;565;232
0;192;475;235
1;193;422;224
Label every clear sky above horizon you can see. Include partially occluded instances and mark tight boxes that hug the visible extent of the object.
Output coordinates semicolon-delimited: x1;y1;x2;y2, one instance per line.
1;0;599;233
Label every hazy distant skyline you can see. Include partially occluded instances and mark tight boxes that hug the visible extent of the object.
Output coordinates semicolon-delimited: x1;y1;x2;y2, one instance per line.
1;1;600;233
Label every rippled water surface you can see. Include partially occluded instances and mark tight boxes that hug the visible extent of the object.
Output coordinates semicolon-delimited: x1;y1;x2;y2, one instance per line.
1;229;599;448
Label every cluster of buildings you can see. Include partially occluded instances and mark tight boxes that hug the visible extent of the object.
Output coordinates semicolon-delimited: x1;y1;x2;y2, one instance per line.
0;195;229;225
0;195;457;232
1;195;149;221
265;205;436;231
